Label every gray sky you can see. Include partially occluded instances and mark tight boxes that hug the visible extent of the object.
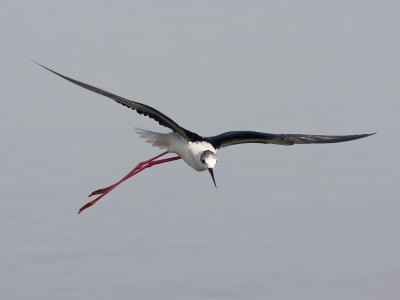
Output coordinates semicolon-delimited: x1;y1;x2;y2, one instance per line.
1;1;399;299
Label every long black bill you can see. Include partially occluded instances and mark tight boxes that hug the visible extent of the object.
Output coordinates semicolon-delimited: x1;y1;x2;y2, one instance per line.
208;168;217;188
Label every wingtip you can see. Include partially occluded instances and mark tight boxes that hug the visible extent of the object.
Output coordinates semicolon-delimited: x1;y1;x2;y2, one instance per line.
353;132;376;142
363;132;377;138
31;60;43;67
32;61;65;78
31;60;53;72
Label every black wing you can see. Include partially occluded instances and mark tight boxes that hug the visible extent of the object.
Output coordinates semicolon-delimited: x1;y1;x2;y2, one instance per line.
205;131;375;149
34;62;203;143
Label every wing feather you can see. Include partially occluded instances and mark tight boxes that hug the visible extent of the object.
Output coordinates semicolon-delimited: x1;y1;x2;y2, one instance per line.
206;131;375;149
34;62;203;143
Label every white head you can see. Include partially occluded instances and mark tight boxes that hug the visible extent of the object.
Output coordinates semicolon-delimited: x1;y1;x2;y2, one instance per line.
200;150;218;187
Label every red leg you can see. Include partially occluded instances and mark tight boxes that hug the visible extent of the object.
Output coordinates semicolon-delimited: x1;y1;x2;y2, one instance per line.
78;151;181;214
88;151;170;197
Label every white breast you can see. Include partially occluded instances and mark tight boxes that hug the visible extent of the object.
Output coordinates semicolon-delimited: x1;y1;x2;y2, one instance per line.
168;132;216;172
136;129;216;172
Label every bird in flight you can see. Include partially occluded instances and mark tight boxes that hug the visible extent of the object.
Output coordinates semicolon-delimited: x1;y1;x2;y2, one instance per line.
34;62;375;214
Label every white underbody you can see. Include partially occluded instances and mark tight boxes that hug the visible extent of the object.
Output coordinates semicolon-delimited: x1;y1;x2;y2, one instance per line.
136;129;216;171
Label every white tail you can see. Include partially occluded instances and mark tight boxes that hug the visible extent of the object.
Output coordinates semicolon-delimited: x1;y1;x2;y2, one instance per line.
135;128;170;149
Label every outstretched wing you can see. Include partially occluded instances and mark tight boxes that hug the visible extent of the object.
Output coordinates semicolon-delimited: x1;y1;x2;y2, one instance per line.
34;62;203;143
205;131;375;149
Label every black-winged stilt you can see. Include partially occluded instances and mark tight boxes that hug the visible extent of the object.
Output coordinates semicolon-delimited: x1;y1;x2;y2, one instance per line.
35;62;375;214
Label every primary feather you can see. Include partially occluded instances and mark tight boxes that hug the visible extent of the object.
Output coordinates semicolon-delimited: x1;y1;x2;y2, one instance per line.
33;61;203;143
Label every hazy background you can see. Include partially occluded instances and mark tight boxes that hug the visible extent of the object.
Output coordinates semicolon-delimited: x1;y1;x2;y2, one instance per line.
1;1;399;299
